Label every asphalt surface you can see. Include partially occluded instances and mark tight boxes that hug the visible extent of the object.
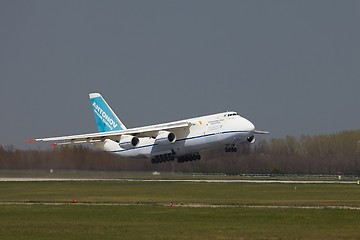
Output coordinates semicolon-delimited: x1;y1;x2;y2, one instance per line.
0;177;358;184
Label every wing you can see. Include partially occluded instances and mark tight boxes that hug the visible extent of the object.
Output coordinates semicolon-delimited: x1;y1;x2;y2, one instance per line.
26;121;191;146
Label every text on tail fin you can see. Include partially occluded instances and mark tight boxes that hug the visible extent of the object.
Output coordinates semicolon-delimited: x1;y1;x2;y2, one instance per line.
89;93;126;132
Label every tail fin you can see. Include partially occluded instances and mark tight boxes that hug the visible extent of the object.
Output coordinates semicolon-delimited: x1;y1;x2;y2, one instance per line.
89;93;126;132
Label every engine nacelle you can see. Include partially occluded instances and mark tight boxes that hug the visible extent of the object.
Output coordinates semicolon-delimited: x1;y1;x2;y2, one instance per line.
119;135;139;149
155;131;176;145
247;135;255;143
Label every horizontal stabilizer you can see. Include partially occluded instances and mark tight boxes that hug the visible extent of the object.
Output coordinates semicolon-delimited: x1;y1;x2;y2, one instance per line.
254;130;269;134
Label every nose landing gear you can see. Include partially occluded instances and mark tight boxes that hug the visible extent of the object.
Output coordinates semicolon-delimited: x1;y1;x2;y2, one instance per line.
225;145;237;152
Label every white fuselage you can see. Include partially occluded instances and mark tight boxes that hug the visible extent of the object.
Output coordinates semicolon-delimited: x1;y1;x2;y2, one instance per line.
94;112;255;158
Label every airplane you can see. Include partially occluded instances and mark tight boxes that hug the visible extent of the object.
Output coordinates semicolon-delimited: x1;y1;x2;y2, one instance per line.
27;93;268;163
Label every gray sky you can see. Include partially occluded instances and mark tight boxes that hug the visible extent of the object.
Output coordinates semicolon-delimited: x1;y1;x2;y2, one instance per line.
1;0;359;149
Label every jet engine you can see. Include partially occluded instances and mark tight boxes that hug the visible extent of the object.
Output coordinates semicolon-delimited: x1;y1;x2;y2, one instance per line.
119;135;139;148
155;131;176;145
247;135;255;143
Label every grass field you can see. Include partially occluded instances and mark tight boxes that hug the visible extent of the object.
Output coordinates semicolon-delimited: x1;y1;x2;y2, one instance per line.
1;179;360;239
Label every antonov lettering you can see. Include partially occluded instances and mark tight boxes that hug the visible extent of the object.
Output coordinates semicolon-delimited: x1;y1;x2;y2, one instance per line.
92;102;118;130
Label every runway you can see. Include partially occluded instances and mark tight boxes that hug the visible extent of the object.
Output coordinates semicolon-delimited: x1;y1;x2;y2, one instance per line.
0;177;357;184
0;201;359;210
1;178;359;211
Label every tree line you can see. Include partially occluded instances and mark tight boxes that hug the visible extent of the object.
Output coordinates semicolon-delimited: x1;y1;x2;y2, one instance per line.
1;130;359;175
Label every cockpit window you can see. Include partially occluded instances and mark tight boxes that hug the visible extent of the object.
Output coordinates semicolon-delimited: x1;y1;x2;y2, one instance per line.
227;112;238;117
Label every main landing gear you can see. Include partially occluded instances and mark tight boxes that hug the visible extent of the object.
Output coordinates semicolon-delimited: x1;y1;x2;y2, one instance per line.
177;153;201;163
151;152;201;164
151;153;175;164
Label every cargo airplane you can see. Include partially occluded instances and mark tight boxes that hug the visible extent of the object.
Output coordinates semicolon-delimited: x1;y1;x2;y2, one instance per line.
27;93;268;163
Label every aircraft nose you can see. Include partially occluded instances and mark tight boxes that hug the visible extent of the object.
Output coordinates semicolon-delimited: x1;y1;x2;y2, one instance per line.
242;118;255;132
